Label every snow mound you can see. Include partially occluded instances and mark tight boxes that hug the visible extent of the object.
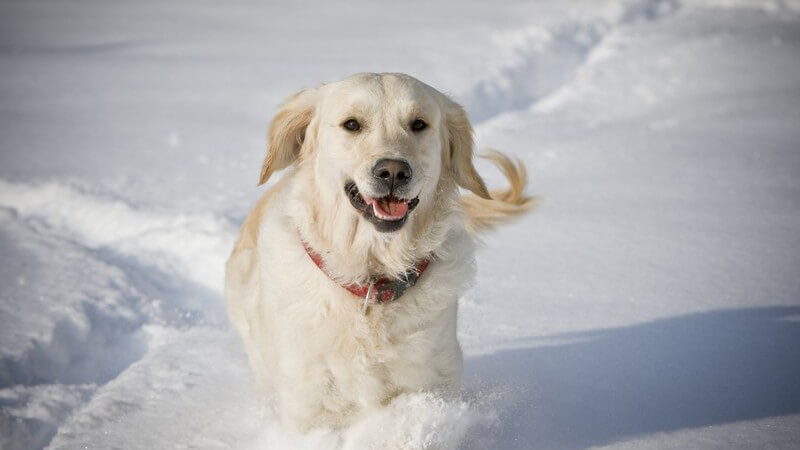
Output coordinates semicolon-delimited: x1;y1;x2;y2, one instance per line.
0;179;236;293
0;208;148;450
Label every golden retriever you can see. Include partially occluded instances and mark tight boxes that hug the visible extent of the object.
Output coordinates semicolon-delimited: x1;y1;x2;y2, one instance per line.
225;72;532;431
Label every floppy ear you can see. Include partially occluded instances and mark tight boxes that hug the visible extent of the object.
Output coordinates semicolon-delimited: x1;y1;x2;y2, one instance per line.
445;102;490;199
258;88;317;185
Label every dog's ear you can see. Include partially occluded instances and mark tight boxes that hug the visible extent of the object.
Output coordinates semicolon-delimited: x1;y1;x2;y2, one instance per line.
258;88;318;185
445;101;490;199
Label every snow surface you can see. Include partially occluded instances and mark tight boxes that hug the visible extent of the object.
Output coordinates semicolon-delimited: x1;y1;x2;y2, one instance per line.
2;0;800;448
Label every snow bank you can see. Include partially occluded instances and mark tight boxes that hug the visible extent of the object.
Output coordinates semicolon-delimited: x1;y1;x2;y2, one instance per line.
0;209;148;449
0;180;235;293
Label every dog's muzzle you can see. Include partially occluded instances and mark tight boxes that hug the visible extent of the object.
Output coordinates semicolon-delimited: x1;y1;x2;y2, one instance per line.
344;181;419;232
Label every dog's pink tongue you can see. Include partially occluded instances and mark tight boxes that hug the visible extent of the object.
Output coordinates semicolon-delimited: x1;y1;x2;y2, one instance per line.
369;198;409;219
385;199;409;217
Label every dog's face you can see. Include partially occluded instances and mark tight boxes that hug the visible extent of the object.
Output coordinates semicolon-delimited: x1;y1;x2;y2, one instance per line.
258;73;490;234
313;74;443;232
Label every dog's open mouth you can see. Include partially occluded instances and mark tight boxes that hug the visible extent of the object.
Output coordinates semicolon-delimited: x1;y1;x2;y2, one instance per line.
345;182;420;232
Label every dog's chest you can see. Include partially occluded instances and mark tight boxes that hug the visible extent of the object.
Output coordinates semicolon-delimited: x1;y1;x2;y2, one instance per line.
257;215;471;413
318;300;449;403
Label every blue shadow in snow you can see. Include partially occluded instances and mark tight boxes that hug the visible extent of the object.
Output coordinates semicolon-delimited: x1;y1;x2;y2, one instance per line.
464;306;800;449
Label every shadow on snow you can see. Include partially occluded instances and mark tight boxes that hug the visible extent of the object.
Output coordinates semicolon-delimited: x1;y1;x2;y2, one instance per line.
464;306;800;449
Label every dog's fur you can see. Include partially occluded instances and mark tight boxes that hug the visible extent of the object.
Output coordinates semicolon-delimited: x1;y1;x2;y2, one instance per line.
225;73;532;431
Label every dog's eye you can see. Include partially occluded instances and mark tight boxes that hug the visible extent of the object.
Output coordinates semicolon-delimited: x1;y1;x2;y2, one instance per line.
342;119;361;132
410;119;427;132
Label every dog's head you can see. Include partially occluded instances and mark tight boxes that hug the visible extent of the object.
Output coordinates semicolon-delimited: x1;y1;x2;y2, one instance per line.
258;73;489;234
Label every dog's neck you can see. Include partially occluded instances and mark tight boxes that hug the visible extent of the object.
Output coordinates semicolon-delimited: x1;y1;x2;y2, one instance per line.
287;164;462;285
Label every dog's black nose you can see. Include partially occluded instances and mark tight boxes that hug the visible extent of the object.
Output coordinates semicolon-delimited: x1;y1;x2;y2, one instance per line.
372;158;412;190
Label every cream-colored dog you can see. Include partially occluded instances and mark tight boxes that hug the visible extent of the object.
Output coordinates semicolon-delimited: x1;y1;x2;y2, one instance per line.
225;73;532;431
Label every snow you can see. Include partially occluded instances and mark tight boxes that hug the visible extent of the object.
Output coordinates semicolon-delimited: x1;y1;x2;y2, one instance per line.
1;0;799;448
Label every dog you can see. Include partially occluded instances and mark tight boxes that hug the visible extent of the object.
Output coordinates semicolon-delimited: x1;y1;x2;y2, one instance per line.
225;73;532;431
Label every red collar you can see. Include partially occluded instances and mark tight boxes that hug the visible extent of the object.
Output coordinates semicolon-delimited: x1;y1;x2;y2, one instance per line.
302;241;431;304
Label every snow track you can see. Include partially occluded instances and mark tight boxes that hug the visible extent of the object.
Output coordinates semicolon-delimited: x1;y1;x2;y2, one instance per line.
460;0;680;123
0;209;147;449
0;180;234;449
0;179;236;294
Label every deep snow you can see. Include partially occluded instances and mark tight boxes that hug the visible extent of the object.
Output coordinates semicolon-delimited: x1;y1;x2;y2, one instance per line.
1;0;800;449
